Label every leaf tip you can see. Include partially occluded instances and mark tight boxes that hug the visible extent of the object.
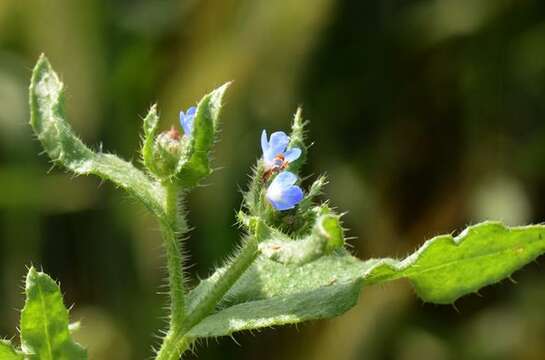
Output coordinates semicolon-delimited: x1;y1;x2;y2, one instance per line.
26;266;37;280
35;53;49;69
31;54;55;83
29;53;64;118
294;106;303;119
222;80;234;90
210;81;232;103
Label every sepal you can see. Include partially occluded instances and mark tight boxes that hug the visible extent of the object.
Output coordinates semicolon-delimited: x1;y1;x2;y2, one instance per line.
175;82;231;187
286;108;307;174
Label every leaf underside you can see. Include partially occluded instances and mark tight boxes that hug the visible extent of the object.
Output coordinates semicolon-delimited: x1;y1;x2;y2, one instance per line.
20;268;87;360
187;221;545;337
188;280;362;337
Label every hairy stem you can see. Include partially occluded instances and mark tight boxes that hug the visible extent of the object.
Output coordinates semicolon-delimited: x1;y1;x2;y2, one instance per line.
161;183;187;331
155;333;193;360
155;222;264;360
183;235;259;331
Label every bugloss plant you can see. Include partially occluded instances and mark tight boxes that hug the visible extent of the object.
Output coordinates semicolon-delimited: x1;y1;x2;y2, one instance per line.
2;54;545;359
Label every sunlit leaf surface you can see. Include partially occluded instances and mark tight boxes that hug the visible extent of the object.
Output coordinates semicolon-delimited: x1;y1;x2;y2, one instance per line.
188;222;545;337
20;268;87;360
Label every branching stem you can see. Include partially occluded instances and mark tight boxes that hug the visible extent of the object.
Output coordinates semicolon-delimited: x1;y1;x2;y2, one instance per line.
155;220;264;360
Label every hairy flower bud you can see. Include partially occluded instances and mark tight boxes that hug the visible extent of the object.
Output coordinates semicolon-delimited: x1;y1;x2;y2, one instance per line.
152;127;186;178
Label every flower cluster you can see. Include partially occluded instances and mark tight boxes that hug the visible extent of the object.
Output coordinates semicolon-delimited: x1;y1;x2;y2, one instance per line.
261;130;303;211
177;109;305;211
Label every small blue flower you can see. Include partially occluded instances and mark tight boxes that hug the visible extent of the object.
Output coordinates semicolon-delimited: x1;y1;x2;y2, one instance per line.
261;130;301;169
179;106;197;136
266;171;304;211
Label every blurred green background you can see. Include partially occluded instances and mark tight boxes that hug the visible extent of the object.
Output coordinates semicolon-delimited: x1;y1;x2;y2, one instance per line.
2;0;545;359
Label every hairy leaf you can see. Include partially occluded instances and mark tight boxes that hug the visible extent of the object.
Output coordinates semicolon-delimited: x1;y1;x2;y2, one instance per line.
0;340;23;360
141;104;160;175
188;279;362;337
259;213;344;265
176;82;230;187
20;268;87;360
362;221;545;303
187;249;368;338
187;221;545;337
286;107;307;174
29;55;164;217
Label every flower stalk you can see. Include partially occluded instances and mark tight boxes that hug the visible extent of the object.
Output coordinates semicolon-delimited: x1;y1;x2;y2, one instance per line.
161;182;187;331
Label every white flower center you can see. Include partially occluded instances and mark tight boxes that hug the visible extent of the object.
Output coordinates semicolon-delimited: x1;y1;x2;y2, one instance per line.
266;183;283;203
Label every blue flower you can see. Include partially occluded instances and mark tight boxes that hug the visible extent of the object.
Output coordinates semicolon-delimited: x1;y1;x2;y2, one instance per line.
266;171;304;211
261;130;301;169
179;106;197;136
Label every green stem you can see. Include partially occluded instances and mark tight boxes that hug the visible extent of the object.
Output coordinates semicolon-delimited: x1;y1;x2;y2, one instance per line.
183;236;259;331
155;333;193;360
155;222;264;360
161;183;187;331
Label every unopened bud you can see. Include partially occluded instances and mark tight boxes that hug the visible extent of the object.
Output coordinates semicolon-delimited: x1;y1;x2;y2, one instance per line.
152;127;186;178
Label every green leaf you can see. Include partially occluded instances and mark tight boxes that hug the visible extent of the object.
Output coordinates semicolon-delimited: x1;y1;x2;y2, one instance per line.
187;221;545;337
141;104;160;175
176;82;230;187
258;213;344;265
188;279;362;337
296;175;327;214
0;340;23;360
187;250;367;338
286;107;307;174
362;221;545;303
29;54;164;217
20;267;87;360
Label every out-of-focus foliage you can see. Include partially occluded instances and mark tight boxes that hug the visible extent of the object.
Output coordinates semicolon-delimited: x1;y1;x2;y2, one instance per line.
1;0;545;359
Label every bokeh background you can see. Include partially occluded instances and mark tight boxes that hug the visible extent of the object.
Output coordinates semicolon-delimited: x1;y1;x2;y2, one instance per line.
2;0;545;359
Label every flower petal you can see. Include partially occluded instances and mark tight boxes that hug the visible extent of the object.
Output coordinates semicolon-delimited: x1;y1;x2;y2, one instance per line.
186;106;197;117
284;147;302;163
180;107;197;136
271;171;298;189
261;130;269;155
268;131;289;155
281;185;304;208
267;185;304;211
179;111;191;135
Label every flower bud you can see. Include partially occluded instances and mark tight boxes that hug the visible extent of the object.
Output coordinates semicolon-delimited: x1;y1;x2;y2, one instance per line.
151;127;186;178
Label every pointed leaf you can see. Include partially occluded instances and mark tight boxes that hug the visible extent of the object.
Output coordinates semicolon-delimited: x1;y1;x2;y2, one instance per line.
362;221;545;303
286;108;307;174
20;268;87;360
187;222;545;337
141;104;160;174
176;82;230;187
0;340;23;360
29;54;164;217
